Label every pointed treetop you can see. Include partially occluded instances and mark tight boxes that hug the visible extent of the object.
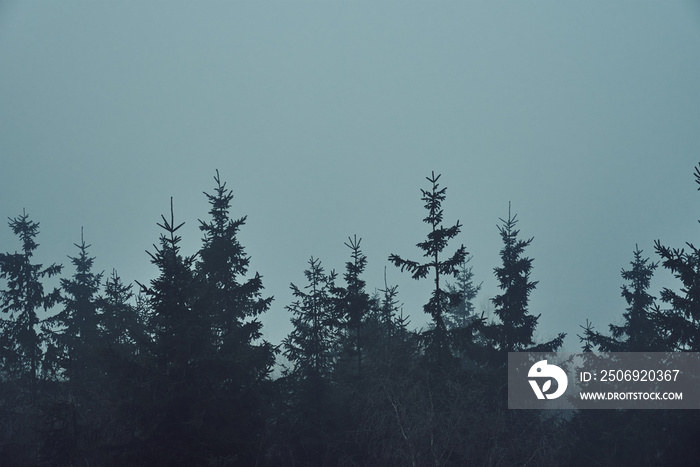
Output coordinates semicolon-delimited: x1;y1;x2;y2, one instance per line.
157;197;185;236
73;226;92;252
344;234;362;252
8;208;40;256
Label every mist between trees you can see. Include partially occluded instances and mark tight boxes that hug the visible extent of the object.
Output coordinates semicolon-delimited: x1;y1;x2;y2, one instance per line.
1;167;700;466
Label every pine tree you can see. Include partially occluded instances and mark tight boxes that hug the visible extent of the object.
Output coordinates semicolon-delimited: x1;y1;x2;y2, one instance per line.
100;269;143;355
43;228;103;383
138;198;201;369
95;270;147;461
195;170;276;462
444;256;486;360
360;269;417;376
196;170;275;386
588;245;663;352
484;203;564;352
283;257;340;384
135;198;205;465
615;245;659;350
0;210;62;389
654;164;700;351
377;276;417;370
572;246;688;467
444;256;481;329
389;171;467;365
378;267;401;340
339;235;371;376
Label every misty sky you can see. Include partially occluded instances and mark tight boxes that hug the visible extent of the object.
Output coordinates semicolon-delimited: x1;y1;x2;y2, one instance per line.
1;2;700;351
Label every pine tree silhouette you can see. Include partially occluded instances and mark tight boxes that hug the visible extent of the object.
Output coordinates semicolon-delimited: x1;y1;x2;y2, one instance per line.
585;245;664;352
0;210;62;393
197;170;275;383
135;198;205;465
654;164;700;351
195;170;276;462
483;203;564;353
43;228;103;383
340;235;371;376
444;256;481;330
389;172;467;365
284;257;340;384
100;269;143;355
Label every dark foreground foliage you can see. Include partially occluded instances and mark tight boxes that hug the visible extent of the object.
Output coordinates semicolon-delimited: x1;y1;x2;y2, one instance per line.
1;168;699;466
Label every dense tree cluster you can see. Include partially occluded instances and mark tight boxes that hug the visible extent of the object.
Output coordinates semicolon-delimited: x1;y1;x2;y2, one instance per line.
0;167;699;465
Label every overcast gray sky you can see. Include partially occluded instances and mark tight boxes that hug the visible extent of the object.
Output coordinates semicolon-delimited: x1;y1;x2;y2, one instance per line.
2;2;700;350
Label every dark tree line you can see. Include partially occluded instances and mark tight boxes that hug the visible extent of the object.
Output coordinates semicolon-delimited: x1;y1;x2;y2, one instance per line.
1;167;699;465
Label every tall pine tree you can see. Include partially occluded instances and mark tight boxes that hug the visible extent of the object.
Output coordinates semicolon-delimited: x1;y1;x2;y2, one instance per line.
195;170;276;462
135;198;205;465
43;228;103;383
139;198;202;370
196;170;275;387
0;210;62;390
654;164;700;351
389;171;467;365
339;235;371;377
483;204;564;353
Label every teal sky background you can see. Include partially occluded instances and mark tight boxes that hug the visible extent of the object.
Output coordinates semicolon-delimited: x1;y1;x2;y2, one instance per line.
2;2;700;351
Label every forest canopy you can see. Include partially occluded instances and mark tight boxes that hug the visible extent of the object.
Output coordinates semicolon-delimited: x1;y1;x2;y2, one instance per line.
1;167;699;466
